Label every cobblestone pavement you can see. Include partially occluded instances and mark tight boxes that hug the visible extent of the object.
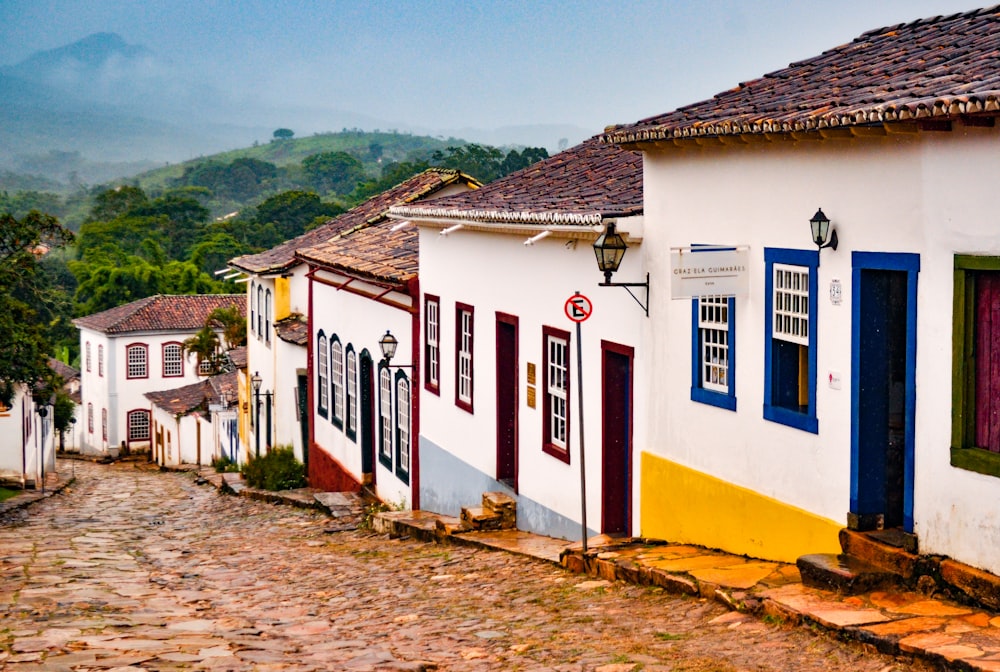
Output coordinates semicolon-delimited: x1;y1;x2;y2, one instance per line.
0;461;934;671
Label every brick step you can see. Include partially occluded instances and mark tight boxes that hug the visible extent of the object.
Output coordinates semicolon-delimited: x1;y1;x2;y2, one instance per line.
461;506;504;531
797;553;900;594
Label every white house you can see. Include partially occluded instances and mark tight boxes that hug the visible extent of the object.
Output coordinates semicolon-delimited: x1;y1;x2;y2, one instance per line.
146;371;240;467
73;294;245;457
228;168;479;483
389;137;645;540
0;382;56;489
603;7;1000;570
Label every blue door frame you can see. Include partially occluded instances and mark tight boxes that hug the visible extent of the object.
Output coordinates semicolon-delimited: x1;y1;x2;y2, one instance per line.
850;252;919;532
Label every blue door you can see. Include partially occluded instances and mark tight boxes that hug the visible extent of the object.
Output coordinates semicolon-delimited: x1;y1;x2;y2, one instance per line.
851;253;919;533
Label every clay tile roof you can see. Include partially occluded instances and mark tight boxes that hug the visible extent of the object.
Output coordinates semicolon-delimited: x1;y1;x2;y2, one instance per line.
228;346;248;368
228;168;480;275
389;136;642;226
73;294;246;335
603;7;1000;145
295;220;419;286
145;371;239;416
48;358;79;382
274;314;308;345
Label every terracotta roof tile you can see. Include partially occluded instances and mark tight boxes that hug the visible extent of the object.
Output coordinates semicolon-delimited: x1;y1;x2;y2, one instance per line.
145;371;239;416
389;136;642;226
228;168;480;275
295;220;418;286
274;314;309;345
73;294;246;335
228;346;248;369
48;358;79;382
604;7;1000;145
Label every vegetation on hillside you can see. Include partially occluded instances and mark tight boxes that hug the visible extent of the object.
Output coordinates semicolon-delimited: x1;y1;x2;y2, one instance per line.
0;130;551;373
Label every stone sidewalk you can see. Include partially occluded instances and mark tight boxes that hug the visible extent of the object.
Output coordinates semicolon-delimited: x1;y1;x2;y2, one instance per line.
11;461;1000;670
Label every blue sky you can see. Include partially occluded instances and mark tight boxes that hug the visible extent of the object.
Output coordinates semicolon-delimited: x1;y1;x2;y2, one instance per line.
0;0;984;136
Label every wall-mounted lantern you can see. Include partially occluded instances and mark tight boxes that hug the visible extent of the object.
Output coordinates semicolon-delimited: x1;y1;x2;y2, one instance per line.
379;330;412;369
593;220;650;316
810;208;838;251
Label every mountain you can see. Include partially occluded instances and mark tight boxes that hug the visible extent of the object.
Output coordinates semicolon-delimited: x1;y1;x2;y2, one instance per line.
0;33;591;187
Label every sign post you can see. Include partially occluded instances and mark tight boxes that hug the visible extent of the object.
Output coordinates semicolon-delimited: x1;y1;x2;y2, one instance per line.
565;292;592;552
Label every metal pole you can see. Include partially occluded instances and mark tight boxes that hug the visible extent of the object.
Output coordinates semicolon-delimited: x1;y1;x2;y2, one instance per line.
265;391;272;452
576;305;588;553
255;389;261;458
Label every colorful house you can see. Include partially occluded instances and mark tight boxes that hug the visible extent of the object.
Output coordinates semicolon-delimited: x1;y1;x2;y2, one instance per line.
228;169;479;477
603;7;1000;570
73;294;245;456
389;137;644;539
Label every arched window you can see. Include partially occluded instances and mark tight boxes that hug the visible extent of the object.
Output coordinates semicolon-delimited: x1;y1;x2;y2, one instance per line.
87;403;94;433
379;366;392;468
317;331;329;417
346;345;357;441
250;282;256;335
102;408;108;442
257;285;264;337
163;342;184;377
126;343;148;379
127;409;151;442
265;289;272;344
98;345;104;377
85;342;91;372
396;372;410;481
331;337;344;427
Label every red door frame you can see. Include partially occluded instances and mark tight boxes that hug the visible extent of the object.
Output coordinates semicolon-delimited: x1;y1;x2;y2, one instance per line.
601;340;634;535
495;312;519;490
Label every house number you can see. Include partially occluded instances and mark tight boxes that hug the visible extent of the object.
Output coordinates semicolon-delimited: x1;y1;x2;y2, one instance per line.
830;279;842;305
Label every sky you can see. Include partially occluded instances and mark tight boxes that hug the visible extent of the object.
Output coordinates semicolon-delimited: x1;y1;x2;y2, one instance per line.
0;0;986;138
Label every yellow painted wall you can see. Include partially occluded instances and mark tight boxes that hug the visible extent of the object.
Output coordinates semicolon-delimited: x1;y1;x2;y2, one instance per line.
641;452;842;563
275;277;291;321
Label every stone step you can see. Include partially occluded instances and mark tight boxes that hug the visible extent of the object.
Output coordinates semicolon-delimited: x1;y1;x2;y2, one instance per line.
461;506;504;531
839;529;918;581
797;553;900;594
481;491;516;528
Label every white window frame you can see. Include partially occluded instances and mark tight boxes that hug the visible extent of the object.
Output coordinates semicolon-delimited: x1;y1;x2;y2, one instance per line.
456;304;474;412
396;374;410;478
127;409;151;442
545;331;569;453
699;295;730;394
126;343;148;379
379;366;393;466
163;342;183;377
98;344;104;377
346;347;358;440
773;263;810;346
425;295;440;392
331;338;344;427
317;332;329;417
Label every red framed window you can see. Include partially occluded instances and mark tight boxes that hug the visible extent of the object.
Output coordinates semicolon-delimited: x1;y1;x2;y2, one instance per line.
424;294;440;394
126;343;148;379
163;342;184;377
455;302;474;413
127;409;151;442
98;345;104;377
87;403;94;433
85;342;91;372
543;325;571;463
101;408;108;441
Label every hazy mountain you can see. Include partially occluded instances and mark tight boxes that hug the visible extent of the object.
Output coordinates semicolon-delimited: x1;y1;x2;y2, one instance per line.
0;32;592;186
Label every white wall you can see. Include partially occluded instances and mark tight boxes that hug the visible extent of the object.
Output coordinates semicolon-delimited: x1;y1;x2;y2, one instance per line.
641;121;1000;573
310;271;415;506
418;222;648;536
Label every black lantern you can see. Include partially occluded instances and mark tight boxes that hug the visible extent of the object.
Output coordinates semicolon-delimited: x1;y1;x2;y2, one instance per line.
251;371;262;394
809;208;838;250
593;221;629;283
379;330;399;364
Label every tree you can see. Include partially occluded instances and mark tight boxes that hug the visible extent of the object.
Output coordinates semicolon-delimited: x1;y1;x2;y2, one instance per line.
208;306;247;350
87;186;148;223
273;128;294;140
254;190;342;239
182;326;221;375
301;151;366;195
0;211;74;402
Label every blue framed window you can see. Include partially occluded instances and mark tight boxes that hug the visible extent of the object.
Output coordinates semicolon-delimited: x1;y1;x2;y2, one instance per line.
346;344;358;442
764;247;819;433
316;331;329;418
395;370;410;484
330;336;344;429
378;364;393;469
691;295;736;410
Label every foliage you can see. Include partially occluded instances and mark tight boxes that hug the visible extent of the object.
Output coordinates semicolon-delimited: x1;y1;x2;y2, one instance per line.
0;487;18;502
430;144;549;183
211;454;241;472
273;128;294;140
208;306;247;350
0;211;74;390
301;151;366;195
252;190;344;240
87;185;148;222
182;326;221;375
241;446;306;491
53;389;76;436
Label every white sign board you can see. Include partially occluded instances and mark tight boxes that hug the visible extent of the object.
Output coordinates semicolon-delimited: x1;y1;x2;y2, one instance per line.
670;246;749;299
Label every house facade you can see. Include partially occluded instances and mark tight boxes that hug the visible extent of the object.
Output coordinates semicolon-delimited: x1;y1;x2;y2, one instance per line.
146;371;239;467
604;7;1000;570
390;137;645;540
229;169;479;473
73;294;245;456
0;382;55;488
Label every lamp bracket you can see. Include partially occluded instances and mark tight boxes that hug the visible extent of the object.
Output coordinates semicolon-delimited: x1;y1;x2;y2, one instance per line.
598;272;650;316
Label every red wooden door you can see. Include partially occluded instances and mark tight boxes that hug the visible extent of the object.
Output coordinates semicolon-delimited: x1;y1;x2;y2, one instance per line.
601;341;633;536
975;273;1000;452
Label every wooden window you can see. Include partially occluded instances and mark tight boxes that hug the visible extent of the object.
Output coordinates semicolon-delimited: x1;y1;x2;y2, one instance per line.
455;303;474;413
379;365;393;468
126;343;148;379
87;403;94;433
424;295;440;394
543;325;571;463
127;409;151;442
101;408;108;442
257;285;263;338
163;342;183;377
98;345;104;377
317;331;329;418
764;248;818;433
396;372;410;482
198;357;215;375
85;342;91;372
265;289;272;345
331;337;344;428
691;295;736;410
346;345;358;442
250;282;256;335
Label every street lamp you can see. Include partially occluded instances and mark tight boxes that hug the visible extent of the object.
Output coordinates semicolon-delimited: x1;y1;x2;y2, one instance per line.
379;330;412;369
35;403;48;492
809;208;838;251
593;220;650;316
251;371;262;458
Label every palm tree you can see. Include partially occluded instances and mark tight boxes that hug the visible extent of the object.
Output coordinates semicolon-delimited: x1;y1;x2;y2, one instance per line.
183;326;221;376
208;306;247;351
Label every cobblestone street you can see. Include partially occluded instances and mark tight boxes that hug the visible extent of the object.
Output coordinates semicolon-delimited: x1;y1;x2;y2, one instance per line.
0;461;932;671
